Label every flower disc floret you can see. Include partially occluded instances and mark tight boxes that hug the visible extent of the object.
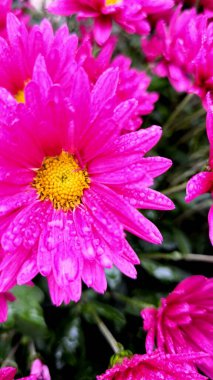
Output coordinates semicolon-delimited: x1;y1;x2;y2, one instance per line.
33;151;90;211
105;0;122;6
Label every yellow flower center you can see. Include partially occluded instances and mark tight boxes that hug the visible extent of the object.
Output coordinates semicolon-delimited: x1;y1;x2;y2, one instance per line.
32;151;90;211
105;0;122;6
14;80;30;103
15;89;25;103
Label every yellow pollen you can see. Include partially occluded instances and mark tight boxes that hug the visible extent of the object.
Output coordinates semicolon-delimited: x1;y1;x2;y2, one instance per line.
14;80;30;103
32;151;90;211
15;89;25;104
105;0;122;6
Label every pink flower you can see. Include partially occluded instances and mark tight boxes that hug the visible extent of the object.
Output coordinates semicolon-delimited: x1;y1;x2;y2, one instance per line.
142;7;206;93
77;37;159;131
186;92;213;244
47;0;174;45
0;1;30;38
189;20;213;105
142;275;213;379
0;57;174;305
0;367;17;380
0;13;77;101
0;367;35;380
97;351;208;379
30;359;51;380
0;291;15;323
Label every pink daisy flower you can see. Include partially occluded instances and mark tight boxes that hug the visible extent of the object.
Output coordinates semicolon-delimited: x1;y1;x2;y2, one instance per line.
0;0;30;38
0;57;174;306
30;359;51;380
141;7;207;94
0;290;15;323
97;351;208;380
0;359;50;380
189;20;213;105
77;37;159;131
0;367;35;380
142;275;213;379
47;0;174;45
186;92;213;244
0;13;77;102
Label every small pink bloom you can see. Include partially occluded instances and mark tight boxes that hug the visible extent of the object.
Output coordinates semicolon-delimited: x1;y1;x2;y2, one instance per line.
142;275;213;379
142;7;213;103
0;0;30;38
97;351;208;379
186;92;213;244
0;59;174;305
30;359;51;380
48;0;174;45
0;367;35;380
77;37;159;131
0;367;17;380
0;13;77;101
0;291;15;323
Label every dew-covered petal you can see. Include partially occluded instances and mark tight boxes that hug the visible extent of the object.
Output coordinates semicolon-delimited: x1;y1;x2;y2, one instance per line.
1;202;50;252
208;205;213;245
122;187;175;210
17;249;38;285
91;184;163;244
186;172;213;202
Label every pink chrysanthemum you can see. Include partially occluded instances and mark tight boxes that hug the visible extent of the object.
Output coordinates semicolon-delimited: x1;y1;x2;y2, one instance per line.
0;367;35;380
0;57;174;306
142;275;213;379
30;359;51;380
0;13;78;102
77;37;159;131
0;0;30;38
142;7;206;93
47;0;174;45
0;291;15;323
186;92;213;244
0;359;50;380
97;351;208;380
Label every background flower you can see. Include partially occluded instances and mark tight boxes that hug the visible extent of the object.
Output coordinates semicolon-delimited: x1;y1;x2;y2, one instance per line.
97;351;208;380
48;0;174;45
142;275;213;379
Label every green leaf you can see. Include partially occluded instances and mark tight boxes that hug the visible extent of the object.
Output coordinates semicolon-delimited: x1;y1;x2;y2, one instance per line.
6;285;47;338
142;259;189;283
82;301;126;331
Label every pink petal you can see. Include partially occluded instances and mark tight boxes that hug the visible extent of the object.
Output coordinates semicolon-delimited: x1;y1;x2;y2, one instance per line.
185;172;213;202
208;205;213;245
93;16;112;46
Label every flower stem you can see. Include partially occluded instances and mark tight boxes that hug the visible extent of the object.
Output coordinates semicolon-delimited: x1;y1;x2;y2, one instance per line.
141;252;213;263
164;94;194;133
93;312;120;354
162;181;188;195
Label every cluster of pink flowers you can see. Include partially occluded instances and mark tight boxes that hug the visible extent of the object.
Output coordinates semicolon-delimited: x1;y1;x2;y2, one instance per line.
142;5;213;105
